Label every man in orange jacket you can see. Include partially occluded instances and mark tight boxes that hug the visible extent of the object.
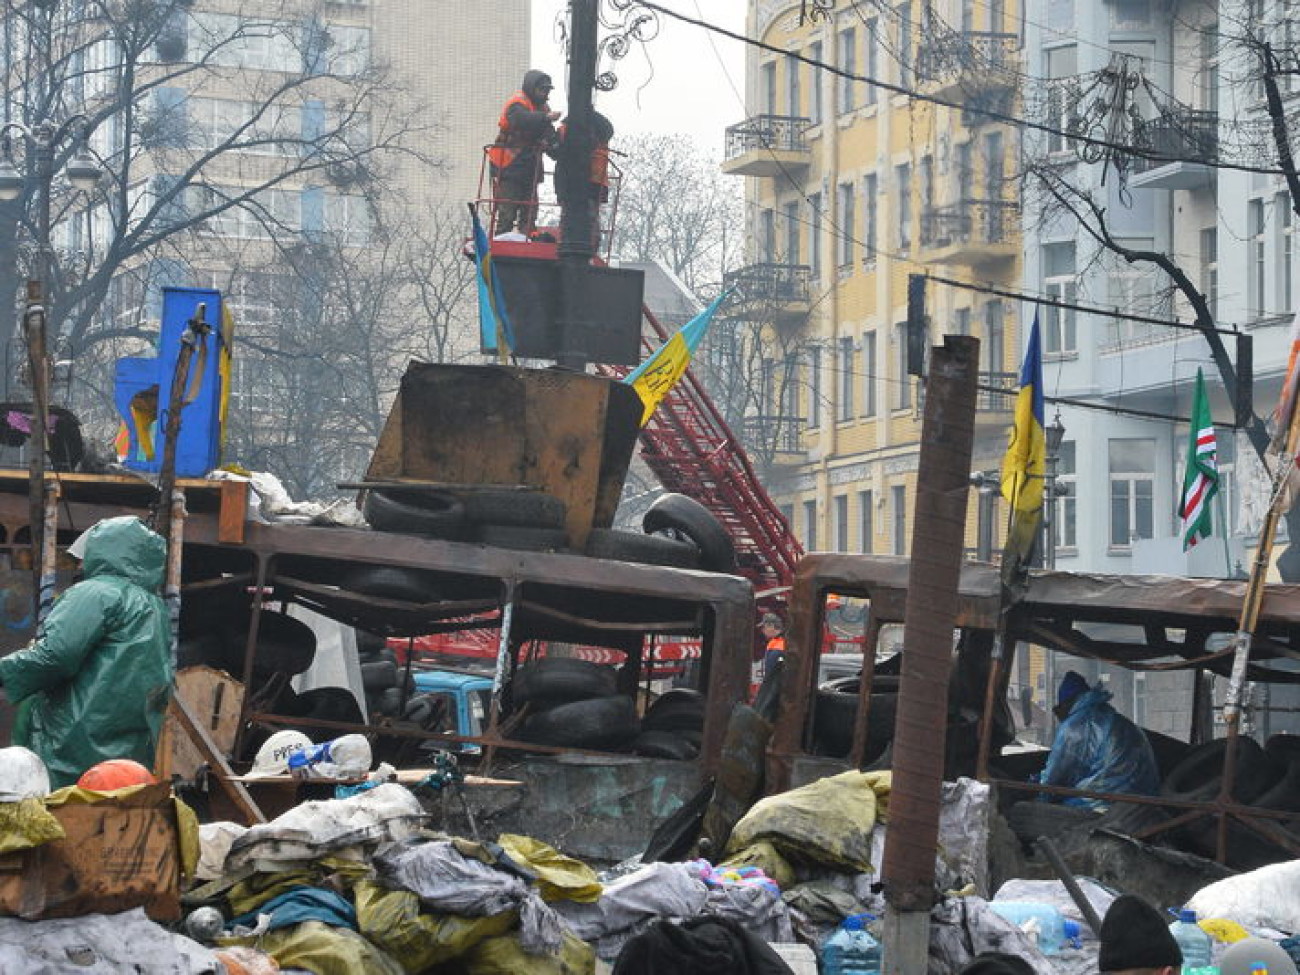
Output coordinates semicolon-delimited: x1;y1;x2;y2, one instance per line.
489;69;560;236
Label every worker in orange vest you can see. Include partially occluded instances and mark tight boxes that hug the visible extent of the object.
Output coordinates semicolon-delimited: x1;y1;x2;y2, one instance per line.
760;612;786;678
488;70;560;236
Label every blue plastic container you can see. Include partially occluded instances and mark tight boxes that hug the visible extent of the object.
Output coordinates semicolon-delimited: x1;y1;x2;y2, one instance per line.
988;901;1082;955
821;913;882;975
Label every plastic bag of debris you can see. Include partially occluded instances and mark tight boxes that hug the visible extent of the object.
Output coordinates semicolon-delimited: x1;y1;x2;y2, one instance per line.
994;877;1118;939
353;879;517;972
498;833;603;903
467;929;596;974
1188;858;1300;934
724;770;890;874
0;907;220;973
930;896;1054;975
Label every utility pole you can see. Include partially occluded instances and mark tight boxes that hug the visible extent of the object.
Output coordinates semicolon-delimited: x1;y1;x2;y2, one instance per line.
882;335;979;974
556;0;597;372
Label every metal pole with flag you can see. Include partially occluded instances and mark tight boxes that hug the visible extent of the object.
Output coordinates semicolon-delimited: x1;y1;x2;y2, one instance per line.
468;202;515;363
1180;368;1220;551
999;314;1045;585
624;290;730;427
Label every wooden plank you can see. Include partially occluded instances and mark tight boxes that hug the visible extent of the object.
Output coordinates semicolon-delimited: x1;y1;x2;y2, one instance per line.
168;666;245;780
217;478;249;544
169;695;266;824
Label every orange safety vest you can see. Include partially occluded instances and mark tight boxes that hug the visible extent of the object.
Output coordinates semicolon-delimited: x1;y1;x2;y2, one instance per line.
557;122;611;188
488;91;542;171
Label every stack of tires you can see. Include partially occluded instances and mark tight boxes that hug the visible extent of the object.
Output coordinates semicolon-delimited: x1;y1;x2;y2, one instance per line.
357;631;406;719
1159;733;1300;869
583;494;737;573
810;675;899;766
512;659;640;751
634;689;706;761
363;485;571;553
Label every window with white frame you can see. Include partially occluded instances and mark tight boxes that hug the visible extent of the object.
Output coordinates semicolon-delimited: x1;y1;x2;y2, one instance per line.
760;208;775;262
892;484;907;555
898;1;912;87
955;307;971;336
809;192;822;276
835;494;850;551
82;38;120;100
323;25;370;77
896;163;912;249
838;336;855;420
804;498;818;550
807;346;822;428
1249;199;1267;320
190;98;301;155
893;321;912;409
786;54;801;117
862;330;877;417
1109;438;1156;547
838;27;857;114
1106;239;1158;343
1201;227;1218;320
859;489;874;552
1055;440;1077;549
1043;242;1077;354
1045;46;1078;154
837;182;855;268
1199;24;1219;112
863;173;878;262
865;18;879;104
324;192;372;245
762;61;777;115
983;301;1004;373
809;42;823;123
784;200;800;263
196;184;301;239
198;269;282;330
920;155;934;245
191;13;298;71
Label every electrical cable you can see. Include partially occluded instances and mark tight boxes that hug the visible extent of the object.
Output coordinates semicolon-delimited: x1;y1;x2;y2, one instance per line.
633;0;1294;176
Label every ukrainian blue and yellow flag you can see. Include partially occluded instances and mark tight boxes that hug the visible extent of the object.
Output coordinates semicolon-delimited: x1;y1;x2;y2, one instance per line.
624;290;730;426
1000;314;1046;578
469;203;515;362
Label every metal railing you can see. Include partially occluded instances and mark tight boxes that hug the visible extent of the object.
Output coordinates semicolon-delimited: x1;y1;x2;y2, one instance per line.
921;200;1019;249
722;262;813;308
723;115;812;162
977;370;1018;412
741;414;806;455
1132;109;1219;173
917;31;1019;85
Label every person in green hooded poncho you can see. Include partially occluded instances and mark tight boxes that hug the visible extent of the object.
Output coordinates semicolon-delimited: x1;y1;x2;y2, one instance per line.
0;516;171;788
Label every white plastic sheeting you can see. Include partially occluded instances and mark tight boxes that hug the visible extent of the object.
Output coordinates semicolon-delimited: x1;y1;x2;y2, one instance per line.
1188;858;1300;934
0;908;219;973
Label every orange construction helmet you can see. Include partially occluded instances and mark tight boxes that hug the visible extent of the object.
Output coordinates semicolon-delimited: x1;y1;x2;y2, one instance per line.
77;759;157;792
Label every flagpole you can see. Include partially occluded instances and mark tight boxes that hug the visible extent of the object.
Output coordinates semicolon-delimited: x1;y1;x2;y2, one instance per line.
1216;485;1232;578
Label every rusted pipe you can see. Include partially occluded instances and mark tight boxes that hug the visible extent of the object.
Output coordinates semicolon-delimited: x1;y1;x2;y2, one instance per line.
883;336;979;921
848;615;881;767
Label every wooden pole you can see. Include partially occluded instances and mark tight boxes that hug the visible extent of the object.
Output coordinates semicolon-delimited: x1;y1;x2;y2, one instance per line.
36;478;59;624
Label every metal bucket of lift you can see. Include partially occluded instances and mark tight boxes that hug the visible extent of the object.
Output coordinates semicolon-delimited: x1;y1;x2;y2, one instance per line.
365;362;642;549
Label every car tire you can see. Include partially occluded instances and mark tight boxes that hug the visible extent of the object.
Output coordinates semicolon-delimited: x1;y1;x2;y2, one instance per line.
457;488;567;529
342;565;441;604
220;612;317;678
812;689;897;762
642;692;706;733
1005;800;1100;848
363;489;467;539
633;730;699;761
642;493;736;573
584;528;701;569
513;658;618;709
1161;736;1275;803
1266;733;1300;768
516;695;640;750
361;659;400;692
473;523;570;552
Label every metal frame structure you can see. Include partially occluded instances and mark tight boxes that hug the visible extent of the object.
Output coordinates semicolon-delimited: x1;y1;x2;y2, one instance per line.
768;553;1300;865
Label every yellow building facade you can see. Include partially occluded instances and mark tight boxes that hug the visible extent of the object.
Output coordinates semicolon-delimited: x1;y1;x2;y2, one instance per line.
722;0;1024;559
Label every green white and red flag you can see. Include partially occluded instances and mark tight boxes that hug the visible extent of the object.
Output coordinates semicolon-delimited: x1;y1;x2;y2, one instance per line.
1180;368;1219;551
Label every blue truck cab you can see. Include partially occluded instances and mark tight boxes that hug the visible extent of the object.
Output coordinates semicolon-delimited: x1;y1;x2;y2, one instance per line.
410;669;494;755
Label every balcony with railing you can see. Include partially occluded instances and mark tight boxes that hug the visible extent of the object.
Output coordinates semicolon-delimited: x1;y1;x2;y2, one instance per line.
722;263;813;321
721;115;813;178
916;31;1020;101
740;414;807;463
1129;109;1218;190
920;199;1019;266
975;369;1017;435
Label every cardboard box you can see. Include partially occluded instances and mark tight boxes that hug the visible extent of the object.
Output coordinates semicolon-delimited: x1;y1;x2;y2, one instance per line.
0;783;182;920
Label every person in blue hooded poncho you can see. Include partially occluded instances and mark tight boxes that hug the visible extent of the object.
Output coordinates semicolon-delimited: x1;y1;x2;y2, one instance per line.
0;516;171;788
1040;670;1160;809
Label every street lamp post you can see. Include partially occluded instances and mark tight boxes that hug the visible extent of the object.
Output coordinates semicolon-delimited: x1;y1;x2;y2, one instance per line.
0;116;101;612
1043;412;1067;570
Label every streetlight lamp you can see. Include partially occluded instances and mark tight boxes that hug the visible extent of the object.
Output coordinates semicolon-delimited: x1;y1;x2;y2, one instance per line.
0;116;101;612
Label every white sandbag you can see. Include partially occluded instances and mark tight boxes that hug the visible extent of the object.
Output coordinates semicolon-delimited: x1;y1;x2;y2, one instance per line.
225;782;426;872
196;821;247;881
938;778;993;896
1187;859;1300;934
0;907;219;973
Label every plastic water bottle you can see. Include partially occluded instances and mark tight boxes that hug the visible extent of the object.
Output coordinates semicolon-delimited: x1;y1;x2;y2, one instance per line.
988;901;1082;955
821;913;882;975
1168;908;1213;972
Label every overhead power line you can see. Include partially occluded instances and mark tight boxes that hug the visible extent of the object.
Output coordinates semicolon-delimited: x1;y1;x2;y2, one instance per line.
634;0;1292;177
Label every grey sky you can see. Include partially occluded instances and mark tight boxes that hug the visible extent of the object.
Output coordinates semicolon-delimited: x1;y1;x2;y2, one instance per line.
530;1;746;153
